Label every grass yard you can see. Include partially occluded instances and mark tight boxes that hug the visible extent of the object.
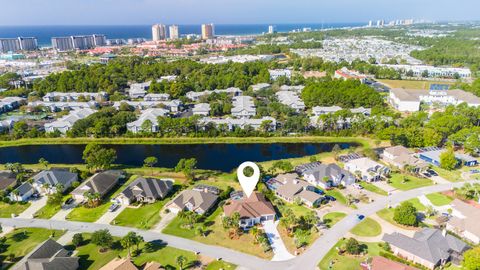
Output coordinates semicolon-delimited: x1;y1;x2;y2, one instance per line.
378;79;453;90
388;173;433;191
112;200;165;229
406;198;427;212
376;208;396;226
74;233;201;270
0;202;30;218
162;207;273;259
323;212;347;228
426;193;453;206
35;194;72;219
67;175;139;222
205;260;237;270
435;167;462;182
0;228;64;267
318;239;382;270
325;189;349;206
350;218;382;237
359;182;388;196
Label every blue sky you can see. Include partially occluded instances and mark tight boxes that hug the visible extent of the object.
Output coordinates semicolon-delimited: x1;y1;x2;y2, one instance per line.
1;0;478;25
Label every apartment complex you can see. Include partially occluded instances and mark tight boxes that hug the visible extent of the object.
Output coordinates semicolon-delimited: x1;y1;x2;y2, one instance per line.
169;25;179;40
0;37;38;53
52;34;106;51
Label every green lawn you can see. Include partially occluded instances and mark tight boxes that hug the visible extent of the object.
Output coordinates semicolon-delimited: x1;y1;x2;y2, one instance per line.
0;202;30;218
323;212;347;228
0;228;64;267
67;175;138;222
205;261;237;270
350;218;382;237
35;195;72;219
376;208;396;225
359;182;388;196
74;233;201;270
112;200;166;229
163;207;273;259
318;239;382;270
406;198;427;212
325;189;349;206
388;173;433;191
435;167;462;182
426;193;453;206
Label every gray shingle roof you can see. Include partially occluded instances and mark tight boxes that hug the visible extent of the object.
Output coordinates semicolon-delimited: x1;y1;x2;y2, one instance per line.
32;170;77;187
12;239;79;270
382;228;469;265
119;177;173;201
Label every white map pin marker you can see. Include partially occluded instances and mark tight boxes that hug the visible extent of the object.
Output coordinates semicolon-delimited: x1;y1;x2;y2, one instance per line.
237;161;260;198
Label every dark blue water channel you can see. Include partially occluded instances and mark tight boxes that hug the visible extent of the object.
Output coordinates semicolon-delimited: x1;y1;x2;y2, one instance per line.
0;143;354;172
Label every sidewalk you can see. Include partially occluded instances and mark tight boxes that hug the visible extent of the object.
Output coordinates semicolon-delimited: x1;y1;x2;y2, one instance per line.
262;220;295;261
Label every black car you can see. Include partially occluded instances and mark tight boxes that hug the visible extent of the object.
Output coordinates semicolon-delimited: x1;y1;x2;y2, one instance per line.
427;169;438;176
64;198;74;205
325;195;336;201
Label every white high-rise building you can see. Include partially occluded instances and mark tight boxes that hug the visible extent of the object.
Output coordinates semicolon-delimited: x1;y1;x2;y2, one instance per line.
368;21;373;27
268;25;276;34
201;23;215;40
152;24;167;41
169;25;179;40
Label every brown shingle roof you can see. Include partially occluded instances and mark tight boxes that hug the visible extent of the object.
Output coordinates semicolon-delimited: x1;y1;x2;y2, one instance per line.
99;258;138;270
223;192;276;219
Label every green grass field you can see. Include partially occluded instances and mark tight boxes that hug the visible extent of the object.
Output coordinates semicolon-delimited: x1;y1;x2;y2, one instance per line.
0;228;64;267
406;198;427;211
322;212;347;228
435;167;463;182
112;200;166;229
163;207;273;259
35;194;72;219
0;202;30;218
350;218;382;237
426;193;453;206
359;182;388;196
318;239;382;270
388;173;433;191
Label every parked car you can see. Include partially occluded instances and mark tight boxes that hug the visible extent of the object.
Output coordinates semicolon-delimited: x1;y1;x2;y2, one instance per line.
63;197;74;206
357;214;365;221
325;195;336;201
422;172;431;178
108;203;120;212
352;183;364;190
470;169;480;174
427;169;438;176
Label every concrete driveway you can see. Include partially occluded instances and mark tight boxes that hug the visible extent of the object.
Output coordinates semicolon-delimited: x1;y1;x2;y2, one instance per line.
262;220;295;261
51;202;79;221
17;196;48;218
96;204;126;224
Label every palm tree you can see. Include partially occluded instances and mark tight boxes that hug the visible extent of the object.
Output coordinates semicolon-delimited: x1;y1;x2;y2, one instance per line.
250;226;259;244
121;232;137;257
176;255;187;270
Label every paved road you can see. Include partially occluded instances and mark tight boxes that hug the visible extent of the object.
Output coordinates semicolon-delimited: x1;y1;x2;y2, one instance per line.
0;180;475;270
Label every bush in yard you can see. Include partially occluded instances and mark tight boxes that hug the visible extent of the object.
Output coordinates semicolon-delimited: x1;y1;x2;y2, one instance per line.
344;237;362;255
91;229;113;252
393;201;418;227
463;247;480;270
72;233;84;247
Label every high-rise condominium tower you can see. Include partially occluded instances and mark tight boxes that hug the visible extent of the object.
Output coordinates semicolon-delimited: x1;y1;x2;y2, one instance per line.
201;23;215;40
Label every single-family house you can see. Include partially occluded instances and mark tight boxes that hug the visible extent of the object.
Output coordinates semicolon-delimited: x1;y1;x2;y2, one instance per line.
383;146;428;172
383;229;470;269
99;258;138;270
231;96;256;118
447;199;480;244
128;82;150;98
11;239;79;270
31;170;78;195
275;178;323;207
361;256;418;270
9;182;35;202
71;171;123;201
418;149;478;167
0;171;17;192
296;162;355;189
223;192;276;229
115;177;173;205
192;103;211;116
144;93;170;102
198;117;276;131
344;157;390;182
127;108;169;133
312;106;342;116
167;188;218;215
251;83;271;92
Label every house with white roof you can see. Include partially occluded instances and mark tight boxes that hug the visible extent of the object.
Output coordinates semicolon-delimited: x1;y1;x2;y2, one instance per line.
312;106;343;116
279;85;305;92
128;82;150;98
113;100;182;112
192;103;210;116
0;97;26;114
199;117;276;131
127;108;169;133
45;108;96;134
28;101;97;112
276;91;305;112
269;69;292;80
42;92;107;102
143;93;170;102
231;96;256;118
344;157;390;181
186;87;243;102
251;83;271;92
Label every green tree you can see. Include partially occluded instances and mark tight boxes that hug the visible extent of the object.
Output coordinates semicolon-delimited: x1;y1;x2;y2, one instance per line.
175;158;197;180
82;143;117;171
440;147;458;171
143;156;158;175
72;233;84;247
344;238;362;255
91;229;113;251
38;158;49;169
463;247;480;270
121;231;139;257
176;255;187;270
393;201;418;227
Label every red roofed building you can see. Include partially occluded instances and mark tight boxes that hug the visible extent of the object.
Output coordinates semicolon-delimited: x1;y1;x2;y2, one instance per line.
223;192;276;229
334;67;367;83
361;256;418;270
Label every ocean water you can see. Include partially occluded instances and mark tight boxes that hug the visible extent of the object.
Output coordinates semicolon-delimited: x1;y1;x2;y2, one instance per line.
0;23;365;46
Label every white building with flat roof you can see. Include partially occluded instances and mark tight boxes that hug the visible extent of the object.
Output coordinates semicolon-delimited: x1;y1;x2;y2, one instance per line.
389;88;480;112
